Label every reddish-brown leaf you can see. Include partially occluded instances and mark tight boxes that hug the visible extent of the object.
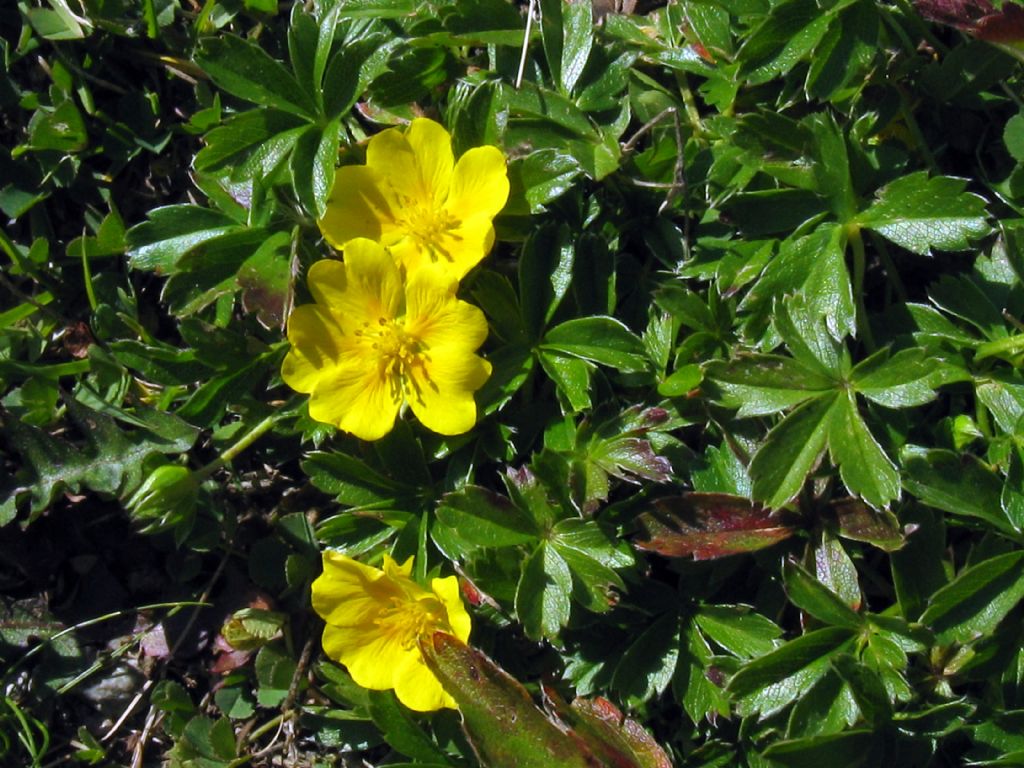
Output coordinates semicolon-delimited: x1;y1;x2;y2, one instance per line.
635;493;795;560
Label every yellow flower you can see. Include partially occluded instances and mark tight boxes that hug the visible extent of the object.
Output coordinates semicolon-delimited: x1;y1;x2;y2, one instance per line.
311;551;471;712
318;118;509;281
281;238;492;440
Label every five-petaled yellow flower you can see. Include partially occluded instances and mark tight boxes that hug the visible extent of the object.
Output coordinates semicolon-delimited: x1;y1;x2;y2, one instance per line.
318;118;509;281
281;238;491;440
311;551;471;712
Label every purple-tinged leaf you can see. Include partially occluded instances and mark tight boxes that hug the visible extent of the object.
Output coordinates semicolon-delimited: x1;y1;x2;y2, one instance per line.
828;498;909;551
635;493;796;560
419;633;596;768
543;687;674;768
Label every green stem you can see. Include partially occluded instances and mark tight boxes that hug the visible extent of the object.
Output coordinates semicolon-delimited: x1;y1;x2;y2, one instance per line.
847;225;876;352
2;602;207;683
868;231;908;306
194;410;286;481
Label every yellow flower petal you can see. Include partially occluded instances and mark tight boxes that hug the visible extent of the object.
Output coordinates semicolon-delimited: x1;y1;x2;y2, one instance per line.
312;551;400;626
311;552;470;712
280;305;346;394
406;348;492;435
431;576;472;643
322;622;407;691
308;361;401;441
403;118;456;206
389;211;497;280
307;243;402;331
445;145;510;219
405;267;490;352
393;649;457;711
319;165;395;249
383;554;415;580
316;118;507;281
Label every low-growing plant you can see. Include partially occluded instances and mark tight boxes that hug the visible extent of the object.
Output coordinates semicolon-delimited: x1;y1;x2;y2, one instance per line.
4;0;1024;765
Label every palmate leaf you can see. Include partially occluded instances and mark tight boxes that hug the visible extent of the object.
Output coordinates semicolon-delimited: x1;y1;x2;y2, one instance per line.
713;299;935;508
855;172;991;254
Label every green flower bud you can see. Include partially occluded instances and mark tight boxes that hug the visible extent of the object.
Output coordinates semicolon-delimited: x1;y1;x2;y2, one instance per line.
126;464;198;530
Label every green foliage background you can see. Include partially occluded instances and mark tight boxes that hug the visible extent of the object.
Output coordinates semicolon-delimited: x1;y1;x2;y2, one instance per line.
3;0;1024;765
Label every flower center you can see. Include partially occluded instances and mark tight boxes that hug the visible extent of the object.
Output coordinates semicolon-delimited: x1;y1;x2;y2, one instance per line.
354;317;434;402
377;595;444;650
398;202;462;262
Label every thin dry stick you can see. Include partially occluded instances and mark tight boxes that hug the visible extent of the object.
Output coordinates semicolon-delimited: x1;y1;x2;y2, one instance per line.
515;0;537;89
278;633;315;758
130;707;162;768
621;106;690;257
128;550;232;765
101;679;154;742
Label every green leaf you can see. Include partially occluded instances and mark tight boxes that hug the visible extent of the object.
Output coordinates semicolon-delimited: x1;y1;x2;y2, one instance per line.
125;206;244;274
254;643;296;707
891;506;948;620
322;33;394;118
366;690;451;763
901;448;1015;534
538;351;593;411
538;0;564;89
775;294;845;375
750;394;837;508
695;605;783;659
738;0;833;84
705;355;835;417
741;225;855;341
811;532;862;610
855;172;991;254
675;618;731;724
783;559;864;629
560;0;593;94
436;486;538;548
301;451;418;508
196;35;317;118
785;670;858;739
827;390;900;508
519;222;576;339
0;399;197;525
178;716;237;762
611;613;680;704
831;654;892;725
850;348;937;409
292;119;341;219
28;100;88;152
805;0;878;102
919;550;1024;645
541;317;649;373
761;730;878;768
195;110;307;176
1005;113;1024;163
726;626;857;717
515;149;583;212
516;543;572;639
551;519;631;611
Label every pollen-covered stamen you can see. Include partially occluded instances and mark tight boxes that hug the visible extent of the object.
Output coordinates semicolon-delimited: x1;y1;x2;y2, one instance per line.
356;316;428;389
376;595;444;650
397;201;462;263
